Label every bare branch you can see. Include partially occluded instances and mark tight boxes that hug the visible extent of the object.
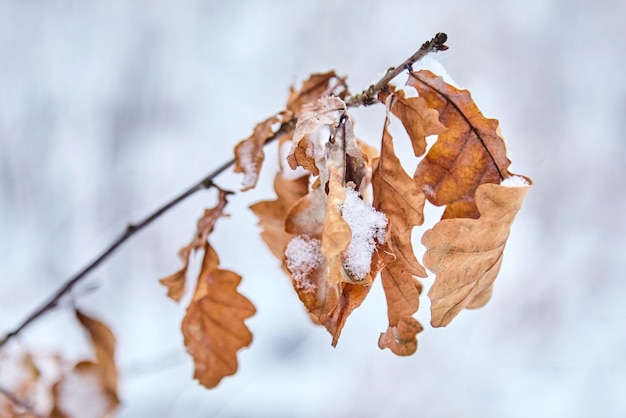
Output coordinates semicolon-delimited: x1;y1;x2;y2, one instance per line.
346;32;448;108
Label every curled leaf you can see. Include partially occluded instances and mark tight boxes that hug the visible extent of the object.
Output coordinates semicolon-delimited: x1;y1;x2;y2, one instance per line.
234;113;291;191
159;188;232;301
423;178;532;327
372;109;427;355
286;71;348;114
182;243;256;389
409;70;512;219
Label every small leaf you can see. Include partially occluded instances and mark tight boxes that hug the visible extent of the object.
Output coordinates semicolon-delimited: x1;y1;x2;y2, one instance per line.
250;173;310;260
159;189;231;301
423;179;532;327
234;113;290;191
409;70;512;219
182;243;256;389
286;72;348;114
379;88;445;157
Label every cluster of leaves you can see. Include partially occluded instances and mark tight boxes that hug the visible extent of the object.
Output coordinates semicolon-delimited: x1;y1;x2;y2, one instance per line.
0;311;118;417
159;69;532;388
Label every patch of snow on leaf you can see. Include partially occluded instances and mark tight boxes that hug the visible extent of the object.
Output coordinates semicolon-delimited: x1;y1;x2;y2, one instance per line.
237;139;258;189
501;175;530;188
285;235;324;292
341;188;388;280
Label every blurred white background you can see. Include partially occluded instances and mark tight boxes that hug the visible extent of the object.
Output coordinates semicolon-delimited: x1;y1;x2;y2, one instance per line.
1;0;625;416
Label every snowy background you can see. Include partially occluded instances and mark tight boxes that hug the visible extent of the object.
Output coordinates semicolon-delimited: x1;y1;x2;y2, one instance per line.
1;0;625;416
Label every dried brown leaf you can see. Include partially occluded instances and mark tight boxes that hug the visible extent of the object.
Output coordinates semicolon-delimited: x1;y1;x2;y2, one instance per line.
286;71;348;114
372;111;427;355
182;243;256;389
51;311;119;418
234;113;291;191
409;70;512;219
159;189;231;301
423;179;532;327
250;173;310;260
286;96;346;175
379;88;445;157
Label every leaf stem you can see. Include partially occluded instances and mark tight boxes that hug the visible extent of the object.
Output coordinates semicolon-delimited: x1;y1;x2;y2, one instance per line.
0;33;447;348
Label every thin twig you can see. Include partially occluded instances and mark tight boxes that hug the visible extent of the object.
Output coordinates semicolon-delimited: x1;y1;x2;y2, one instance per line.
0;33;447;348
0;385;44;418
345;32;448;108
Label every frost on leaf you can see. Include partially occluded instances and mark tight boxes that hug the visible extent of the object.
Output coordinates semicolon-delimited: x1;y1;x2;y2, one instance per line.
51;310;119;418
159;188;232;301
182;243;256;389
372;108;429;356
286;71;348;114
423;179;532;327
234;112;292;191
409;70;512;219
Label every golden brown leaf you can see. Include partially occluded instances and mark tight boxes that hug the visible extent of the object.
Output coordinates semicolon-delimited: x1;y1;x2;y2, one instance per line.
250;173;310;260
372;110;427;355
409;70;512;219
234;113;290;191
51;311;119;418
287;96;347;175
159;188;231;301
182;243;256;389
423;178;532;327
286;71;348;114
379;88;445;157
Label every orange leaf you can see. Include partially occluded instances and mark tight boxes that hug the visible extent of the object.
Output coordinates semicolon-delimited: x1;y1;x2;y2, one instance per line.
182;243;256;389
234;113;290;191
409;70;512;219
159;188;231;301
51;311;119;418
423;178;532;327
379;88;445;157
372;109;427;355
250;173;310;260
286;71;348;114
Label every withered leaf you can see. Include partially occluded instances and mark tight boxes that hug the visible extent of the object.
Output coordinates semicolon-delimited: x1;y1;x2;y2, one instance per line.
379;88;445;157
182;243;256;389
286;96;347;175
51;311;119;418
159;188;231;302
234;113;291;192
286;71;348;114
410;70;512;219
423;179;532;327
250;173;310;260
372;111;427;356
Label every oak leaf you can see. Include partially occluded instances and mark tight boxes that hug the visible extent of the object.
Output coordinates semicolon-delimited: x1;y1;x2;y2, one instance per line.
286;71;348;114
423;178;532;327
51;310;119;418
372;107;428;356
159;188;231;301
182;243;256;389
409;70;512;219
249;173;310;260
379;88;446;157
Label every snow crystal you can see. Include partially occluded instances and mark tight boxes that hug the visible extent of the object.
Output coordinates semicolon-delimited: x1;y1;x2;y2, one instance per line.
501;175;530;188
341;188;388;280
285;235;324;292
